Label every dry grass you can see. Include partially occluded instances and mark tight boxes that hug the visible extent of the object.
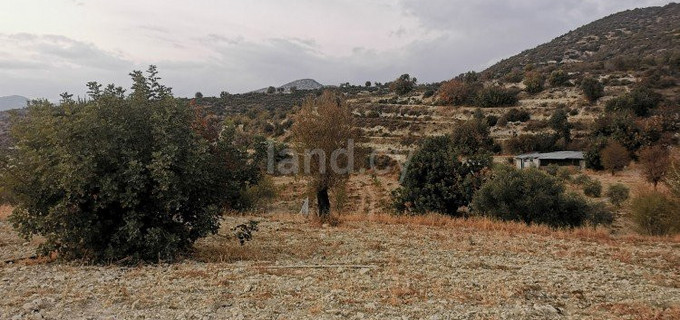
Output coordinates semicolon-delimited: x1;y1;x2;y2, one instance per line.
598;302;680;320
0;205;12;220
340;213;680;244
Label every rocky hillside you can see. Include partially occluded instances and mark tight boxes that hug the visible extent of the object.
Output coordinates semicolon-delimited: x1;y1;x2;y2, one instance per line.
484;3;680;78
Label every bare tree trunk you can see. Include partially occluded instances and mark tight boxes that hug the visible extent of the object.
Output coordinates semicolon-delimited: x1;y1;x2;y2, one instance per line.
317;187;330;217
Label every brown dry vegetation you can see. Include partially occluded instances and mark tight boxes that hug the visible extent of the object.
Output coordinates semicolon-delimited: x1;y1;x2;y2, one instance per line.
2;201;680;319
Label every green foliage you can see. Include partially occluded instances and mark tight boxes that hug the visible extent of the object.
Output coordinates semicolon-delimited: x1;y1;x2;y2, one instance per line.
586;202;615;227
239;175;277;211
471;167;607;228
580;77;604;102
503;69;524;83
573;174;593;186
523;71;546;94
605;86;662;116
588;111;657;154
423;89;435;99
582;179;602;198
606;183;630;207
503;134;557;154
474;86;519;108
548;69;570;87
2;67;257;263
502;108;531;123
390;74;417;95
630;191;680;236
544;164;560;177
556;166;575;181
450;118;495;156
485;115;499;127
549;108;572;143
392;136;490;215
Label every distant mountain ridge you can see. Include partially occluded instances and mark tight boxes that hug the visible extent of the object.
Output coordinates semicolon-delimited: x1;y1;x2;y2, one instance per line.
0;95;29;111
483;3;680;78
251;79;324;93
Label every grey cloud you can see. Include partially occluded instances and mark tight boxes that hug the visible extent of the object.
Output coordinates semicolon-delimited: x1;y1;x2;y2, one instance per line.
0;33;136;100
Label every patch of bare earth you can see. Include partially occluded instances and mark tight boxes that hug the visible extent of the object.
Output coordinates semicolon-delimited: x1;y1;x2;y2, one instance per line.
2;212;680;320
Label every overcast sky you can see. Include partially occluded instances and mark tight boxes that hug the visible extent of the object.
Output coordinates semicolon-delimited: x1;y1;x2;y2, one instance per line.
0;0;674;100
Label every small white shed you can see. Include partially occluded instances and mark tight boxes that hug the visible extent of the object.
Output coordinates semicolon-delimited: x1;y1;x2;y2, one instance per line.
514;151;585;169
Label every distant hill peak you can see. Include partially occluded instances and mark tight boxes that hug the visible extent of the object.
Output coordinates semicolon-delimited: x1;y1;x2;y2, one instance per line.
251;79;324;93
0;95;29;111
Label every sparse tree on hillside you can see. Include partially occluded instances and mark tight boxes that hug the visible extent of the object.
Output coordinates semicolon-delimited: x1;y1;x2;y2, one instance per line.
390;74;417;95
523;71;546;94
365;81;372;87
266;86;276;94
438;79;480;105
194;91;203;99
549;69;570;87
605;86;663;117
638;145;670;189
580;77;604;102
601;141;631;175
290;90;360;218
220;91;230;99
549;108;572;143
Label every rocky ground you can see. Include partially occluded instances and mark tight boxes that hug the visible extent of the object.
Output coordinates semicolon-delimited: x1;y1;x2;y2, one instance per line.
1;212;679;320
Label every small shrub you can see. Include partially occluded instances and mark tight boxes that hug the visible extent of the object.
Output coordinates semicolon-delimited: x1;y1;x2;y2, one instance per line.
475;86;518;108
601;141;630;175
503;109;531;122
549;69;570;87
583;179;602;198
544;164;560;176
606;184;629;207
523;71;546;94
557;166;575;181
573;174;593;186
630;191;680;236
586;202;615;227
580;77;604;102
485;115;499;127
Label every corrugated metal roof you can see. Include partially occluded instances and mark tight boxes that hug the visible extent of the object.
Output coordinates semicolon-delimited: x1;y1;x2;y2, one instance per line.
515;151;584;160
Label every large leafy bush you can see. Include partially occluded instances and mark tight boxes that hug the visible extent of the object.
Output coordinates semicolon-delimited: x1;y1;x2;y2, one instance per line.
2;67;257;262
471;167;610;228
392;136;490;215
